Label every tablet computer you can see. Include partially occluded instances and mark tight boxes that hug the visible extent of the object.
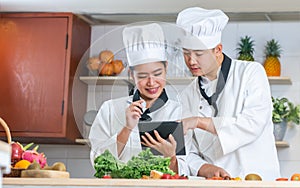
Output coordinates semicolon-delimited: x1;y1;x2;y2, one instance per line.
138;121;186;155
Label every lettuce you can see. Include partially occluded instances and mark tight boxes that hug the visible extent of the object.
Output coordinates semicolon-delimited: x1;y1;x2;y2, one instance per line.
93;148;175;179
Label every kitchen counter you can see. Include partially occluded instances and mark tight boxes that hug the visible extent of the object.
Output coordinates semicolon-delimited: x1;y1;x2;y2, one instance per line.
3;178;300;188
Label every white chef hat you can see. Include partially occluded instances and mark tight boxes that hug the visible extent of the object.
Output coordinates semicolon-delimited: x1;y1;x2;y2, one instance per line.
176;7;229;50
123;23;167;67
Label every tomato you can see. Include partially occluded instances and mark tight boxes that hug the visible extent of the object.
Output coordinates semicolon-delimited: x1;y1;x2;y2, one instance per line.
161;174;172;179
291;173;300;181
212;176;224;180
172;174;180;179
276;178;288;181
207;176;224;180
102;175;112;179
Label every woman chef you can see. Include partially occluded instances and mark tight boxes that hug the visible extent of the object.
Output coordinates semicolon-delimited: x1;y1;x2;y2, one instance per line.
176;7;281;180
89;23;188;175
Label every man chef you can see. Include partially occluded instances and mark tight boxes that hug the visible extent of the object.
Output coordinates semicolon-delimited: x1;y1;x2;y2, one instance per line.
176;7;281;180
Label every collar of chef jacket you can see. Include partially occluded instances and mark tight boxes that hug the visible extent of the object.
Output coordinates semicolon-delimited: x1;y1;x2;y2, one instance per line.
198;53;232;116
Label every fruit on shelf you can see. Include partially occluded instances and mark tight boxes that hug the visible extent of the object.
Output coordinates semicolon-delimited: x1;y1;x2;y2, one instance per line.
99;50;114;64
22;147;47;168
11;142;24;165
112;59;124;75
43;162;67;171
11;142;34;165
14;159;31;169
87;57;100;71
27;160;41;170
236;35;255;61
263;39;282;77
99;62;114;76
97;50;125;76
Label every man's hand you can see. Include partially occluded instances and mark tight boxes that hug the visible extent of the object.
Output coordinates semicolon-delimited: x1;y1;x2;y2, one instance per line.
181;117;199;134
182;117;216;134
198;163;230;178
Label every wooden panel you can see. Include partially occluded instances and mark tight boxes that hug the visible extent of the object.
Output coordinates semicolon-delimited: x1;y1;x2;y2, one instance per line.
0;16;68;137
0;13;90;143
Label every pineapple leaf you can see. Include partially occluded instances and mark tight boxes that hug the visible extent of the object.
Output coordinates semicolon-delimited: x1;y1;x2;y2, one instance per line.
264;39;282;58
236;35;255;61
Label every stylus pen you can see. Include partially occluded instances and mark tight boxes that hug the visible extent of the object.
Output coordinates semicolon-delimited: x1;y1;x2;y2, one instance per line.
127;100;146;107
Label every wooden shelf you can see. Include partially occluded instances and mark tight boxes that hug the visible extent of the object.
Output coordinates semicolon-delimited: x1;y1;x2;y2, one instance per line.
79;76;131;85
79;76;196;85
75;138;90;144
80;76;291;85
268;76;292;85
77;138;289;148
275;141;290;148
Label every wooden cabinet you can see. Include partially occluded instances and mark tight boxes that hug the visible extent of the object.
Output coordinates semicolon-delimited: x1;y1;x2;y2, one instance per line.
0;13;90;144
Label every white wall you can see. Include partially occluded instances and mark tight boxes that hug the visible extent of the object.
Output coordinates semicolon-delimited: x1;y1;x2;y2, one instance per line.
39;21;300;179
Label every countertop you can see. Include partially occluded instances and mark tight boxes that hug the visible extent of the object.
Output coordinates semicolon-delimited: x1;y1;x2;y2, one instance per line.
3;178;300;188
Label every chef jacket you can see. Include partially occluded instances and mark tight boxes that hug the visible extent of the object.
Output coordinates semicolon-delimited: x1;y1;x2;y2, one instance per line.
89;94;191;176
180;57;281;180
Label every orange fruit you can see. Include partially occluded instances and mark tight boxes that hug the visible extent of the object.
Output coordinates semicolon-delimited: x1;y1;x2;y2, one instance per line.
14;159;31;169
291;173;300;181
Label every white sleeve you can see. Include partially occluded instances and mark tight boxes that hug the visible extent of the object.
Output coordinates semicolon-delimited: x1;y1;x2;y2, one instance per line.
89;100;140;165
186;137;208;176
176;155;189;176
214;63;273;155
89;101;119;165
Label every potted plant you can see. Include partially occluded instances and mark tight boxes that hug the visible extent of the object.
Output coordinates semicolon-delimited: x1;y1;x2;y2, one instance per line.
272;97;300;141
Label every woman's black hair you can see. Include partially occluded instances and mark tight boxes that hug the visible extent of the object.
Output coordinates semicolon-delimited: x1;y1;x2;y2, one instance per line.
129;61;167;71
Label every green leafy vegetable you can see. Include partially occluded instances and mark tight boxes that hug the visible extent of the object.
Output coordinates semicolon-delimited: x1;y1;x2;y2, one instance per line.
272;97;300;124
93;149;125;178
93;148;175;179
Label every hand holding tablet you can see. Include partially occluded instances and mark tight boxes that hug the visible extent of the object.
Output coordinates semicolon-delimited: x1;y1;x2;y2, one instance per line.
138;121;186;155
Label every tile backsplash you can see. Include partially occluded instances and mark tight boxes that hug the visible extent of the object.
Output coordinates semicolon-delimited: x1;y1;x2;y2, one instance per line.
38;144;95;178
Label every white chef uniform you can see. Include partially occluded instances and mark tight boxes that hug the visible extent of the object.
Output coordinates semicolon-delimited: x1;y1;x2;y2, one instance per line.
89;23;190;176
177;7;281;180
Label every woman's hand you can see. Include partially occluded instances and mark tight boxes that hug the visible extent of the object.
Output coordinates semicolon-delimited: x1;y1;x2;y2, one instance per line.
141;130;176;158
125;100;144;130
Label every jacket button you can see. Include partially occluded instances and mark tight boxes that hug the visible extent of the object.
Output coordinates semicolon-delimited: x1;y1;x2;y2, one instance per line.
199;106;203;110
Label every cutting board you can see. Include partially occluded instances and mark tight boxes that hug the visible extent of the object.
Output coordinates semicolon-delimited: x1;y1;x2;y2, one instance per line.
21;170;70;178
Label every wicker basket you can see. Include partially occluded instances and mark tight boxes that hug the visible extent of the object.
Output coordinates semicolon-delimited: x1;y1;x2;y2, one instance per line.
1;117;25;177
0;117;12;144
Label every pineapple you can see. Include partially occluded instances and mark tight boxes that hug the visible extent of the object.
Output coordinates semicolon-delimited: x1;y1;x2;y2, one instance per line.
263;39;282;77
237;35;255;61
